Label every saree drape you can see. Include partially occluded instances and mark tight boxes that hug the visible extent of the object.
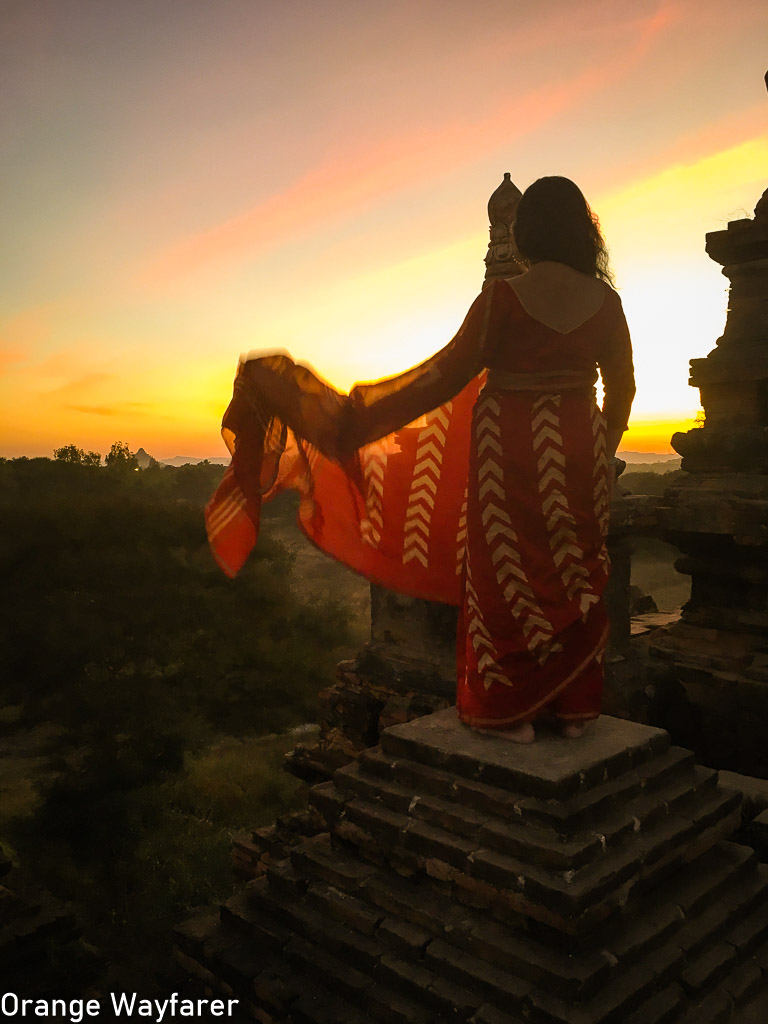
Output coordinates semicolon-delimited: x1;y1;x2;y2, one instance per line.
206;277;634;726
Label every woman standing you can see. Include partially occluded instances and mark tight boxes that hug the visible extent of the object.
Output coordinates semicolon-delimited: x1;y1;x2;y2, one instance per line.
206;176;635;743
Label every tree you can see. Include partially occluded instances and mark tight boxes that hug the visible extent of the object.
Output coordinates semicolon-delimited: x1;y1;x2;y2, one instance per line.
105;441;138;472
53;444;101;467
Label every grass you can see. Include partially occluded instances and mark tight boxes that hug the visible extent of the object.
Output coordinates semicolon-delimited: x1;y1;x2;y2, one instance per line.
162;728;317;830
1;727;318;992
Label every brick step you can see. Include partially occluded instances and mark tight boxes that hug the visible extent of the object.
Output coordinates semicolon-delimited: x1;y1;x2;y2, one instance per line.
420;917;690;1024
220;885;296;953
421;937;532;1010
358;744;696;834
290;831;379;892
187;831;768;1023
243;888;462;1024
378;710;670;801
518;861;768;1024
621;985;685;1024
176;911;374;1024
246;873;531;1022
676;862;768;963
528;862;768;1023
469;1006;528;1024
265;854;310;897
218;891;389;1019
374;952;483;1020
325;781;740;928
282;835;627;1001
254;844;612;1008
599;841;755;966
527;951;683;1024
455;850;757;1009
303;879;385;937
329;758;718;874
288;989;372;1024
179;917;302;1014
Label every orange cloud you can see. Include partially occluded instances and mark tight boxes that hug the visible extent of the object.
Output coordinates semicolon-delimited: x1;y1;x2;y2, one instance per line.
0;348;26;371
45;372;114;396
61;400;154;417
65;405;119;417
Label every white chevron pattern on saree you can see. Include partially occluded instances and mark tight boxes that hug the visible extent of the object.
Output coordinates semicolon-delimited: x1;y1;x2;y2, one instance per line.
402;403;452;568
455;485;468;576
590;402;611;539
475;394;556;664
464;557;509;690
532;393;598;619
359;441;388;548
206;485;247;541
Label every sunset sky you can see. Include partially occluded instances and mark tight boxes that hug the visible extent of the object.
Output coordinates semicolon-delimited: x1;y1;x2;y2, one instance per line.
2;0;767;459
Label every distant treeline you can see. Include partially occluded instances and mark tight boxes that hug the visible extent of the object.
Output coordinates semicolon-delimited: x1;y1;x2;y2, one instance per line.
3;448;227;507
0;451;352;731
620;467;685;496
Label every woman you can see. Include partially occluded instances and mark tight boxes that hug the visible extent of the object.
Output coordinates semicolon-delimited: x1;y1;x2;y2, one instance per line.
206;176;635;743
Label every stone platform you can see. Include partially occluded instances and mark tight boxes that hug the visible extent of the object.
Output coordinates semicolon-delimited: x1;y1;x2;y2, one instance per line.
176;711;768;1023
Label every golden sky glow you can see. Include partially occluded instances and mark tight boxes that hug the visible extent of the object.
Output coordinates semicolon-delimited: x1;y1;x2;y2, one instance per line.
1;0;767;458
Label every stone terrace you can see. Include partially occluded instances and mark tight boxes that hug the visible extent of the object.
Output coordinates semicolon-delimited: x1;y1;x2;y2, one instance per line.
176;710;768;1023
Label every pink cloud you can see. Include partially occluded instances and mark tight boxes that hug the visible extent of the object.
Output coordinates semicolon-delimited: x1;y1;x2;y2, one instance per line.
141;6;679;286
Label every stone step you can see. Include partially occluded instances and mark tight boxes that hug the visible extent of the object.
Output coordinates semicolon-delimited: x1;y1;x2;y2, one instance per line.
358;742;697;835
190;854;768;1024
288;989;371;1024
621;986;685;1024
331;757;718;876
290;831;379;891
303;878;385;937
374;952;483;1020
230;877;479;1023
365;864;615;1000
264;853;309;898
599;841;755;964
250;839;616;1006
676;862;768;959
176;709;768;1022
379;710;670;801
324;777;740;932
469;1006;528;1024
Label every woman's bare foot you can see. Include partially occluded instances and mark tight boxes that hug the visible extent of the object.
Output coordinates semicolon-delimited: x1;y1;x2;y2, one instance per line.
480;722;535;743
561;721;590;739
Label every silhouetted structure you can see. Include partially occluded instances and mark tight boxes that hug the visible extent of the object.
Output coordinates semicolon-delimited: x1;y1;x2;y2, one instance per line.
176;149;768;1020
649;182;768;775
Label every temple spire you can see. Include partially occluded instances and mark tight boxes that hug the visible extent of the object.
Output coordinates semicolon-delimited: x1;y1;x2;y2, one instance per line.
483;172;525;283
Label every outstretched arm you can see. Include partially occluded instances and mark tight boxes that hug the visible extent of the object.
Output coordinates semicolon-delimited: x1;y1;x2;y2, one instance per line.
338;280;508;455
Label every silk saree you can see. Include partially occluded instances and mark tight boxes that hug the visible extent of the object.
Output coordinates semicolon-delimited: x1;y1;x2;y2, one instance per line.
206;277;635;726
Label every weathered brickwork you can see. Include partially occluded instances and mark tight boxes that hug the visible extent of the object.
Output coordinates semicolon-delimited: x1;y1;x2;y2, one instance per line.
176;711;768;1022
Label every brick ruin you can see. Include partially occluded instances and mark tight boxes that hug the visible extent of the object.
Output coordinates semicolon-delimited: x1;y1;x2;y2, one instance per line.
647;187;768;776
174;173;768;1020
178;713;768;1022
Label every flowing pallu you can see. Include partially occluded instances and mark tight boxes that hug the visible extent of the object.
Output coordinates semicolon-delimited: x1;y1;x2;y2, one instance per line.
206;278;634;726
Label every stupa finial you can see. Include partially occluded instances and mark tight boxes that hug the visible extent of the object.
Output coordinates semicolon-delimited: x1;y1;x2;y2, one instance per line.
483;173;525;283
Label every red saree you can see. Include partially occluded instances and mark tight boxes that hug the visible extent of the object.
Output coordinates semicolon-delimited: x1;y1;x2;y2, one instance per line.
206;277;634;727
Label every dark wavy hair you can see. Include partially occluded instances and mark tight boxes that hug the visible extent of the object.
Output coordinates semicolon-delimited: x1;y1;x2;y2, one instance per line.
513;176;614;285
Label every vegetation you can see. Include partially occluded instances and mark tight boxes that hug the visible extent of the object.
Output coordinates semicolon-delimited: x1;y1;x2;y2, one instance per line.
620;468;685;496
0;449;355;990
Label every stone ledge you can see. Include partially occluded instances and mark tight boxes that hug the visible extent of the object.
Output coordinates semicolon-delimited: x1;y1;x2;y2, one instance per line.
380;709;669;800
